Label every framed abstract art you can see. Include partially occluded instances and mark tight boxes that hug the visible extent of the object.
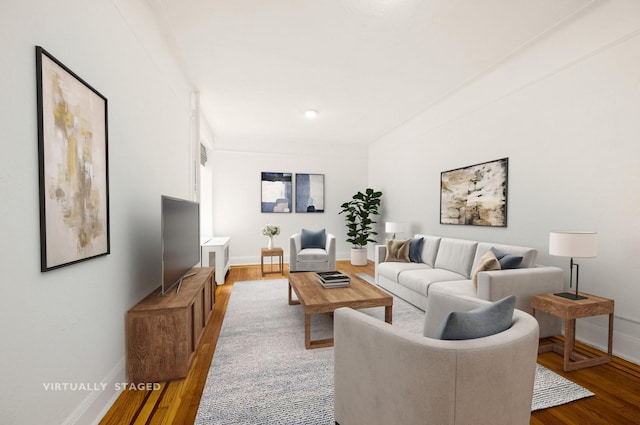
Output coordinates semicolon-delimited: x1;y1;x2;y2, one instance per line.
440;158;508;227
295;173;324;213
261;172;292;213
36;46;110;271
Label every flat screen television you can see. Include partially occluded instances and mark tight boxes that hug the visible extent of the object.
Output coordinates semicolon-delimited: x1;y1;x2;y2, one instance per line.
161;195;200;294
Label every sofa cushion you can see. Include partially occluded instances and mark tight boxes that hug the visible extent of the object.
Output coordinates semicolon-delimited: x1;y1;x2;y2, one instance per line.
409;237;424;263
301;228;326;249
297;248;328;262
473;242;536;269
434;238;478;278
398;269;467;296
385;239;410;262
428;280;477;298
435;295;516;340
490;247;523;269
377;262;432;282
414;234;441;267
471;250;501;287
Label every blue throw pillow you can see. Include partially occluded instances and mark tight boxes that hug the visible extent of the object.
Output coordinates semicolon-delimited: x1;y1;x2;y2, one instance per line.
435;295;516;340
301;228;326;249
490;247;523;269
409;237;424;263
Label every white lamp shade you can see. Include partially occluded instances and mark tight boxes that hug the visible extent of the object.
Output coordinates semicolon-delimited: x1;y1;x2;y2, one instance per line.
385;222;407;234
549;231;597;258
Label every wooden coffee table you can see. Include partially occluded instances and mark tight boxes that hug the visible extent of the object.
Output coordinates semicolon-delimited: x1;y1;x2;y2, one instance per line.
288;271;393;349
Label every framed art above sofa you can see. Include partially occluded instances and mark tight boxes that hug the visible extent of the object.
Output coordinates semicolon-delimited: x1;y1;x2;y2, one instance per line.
440;158;508;227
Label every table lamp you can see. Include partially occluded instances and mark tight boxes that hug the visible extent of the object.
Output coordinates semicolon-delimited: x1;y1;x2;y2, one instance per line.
385;222;407;239
549;231;597;300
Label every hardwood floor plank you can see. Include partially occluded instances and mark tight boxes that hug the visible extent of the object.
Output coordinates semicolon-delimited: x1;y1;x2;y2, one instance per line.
101;261;640;425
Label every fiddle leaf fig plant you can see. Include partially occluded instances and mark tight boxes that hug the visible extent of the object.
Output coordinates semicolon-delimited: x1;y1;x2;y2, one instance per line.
339;188;383;248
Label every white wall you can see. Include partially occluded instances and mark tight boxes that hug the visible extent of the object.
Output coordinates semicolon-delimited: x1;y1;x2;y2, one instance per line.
0;0;194;423
369;0;640;364
211;138;369;264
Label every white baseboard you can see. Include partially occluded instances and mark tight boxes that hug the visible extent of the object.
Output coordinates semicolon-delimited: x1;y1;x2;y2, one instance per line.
63;358;126;425
575;319;640;366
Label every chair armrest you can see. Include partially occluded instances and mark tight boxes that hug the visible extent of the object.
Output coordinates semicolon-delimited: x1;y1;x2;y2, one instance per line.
289;234;300;271
326;234;336;270
334;308;457;425
334;306;539;425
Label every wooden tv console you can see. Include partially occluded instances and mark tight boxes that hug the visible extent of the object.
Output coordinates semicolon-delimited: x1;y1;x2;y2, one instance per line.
126;267;215;383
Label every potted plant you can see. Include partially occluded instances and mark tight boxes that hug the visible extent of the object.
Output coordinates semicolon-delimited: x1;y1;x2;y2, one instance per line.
339;188;383;266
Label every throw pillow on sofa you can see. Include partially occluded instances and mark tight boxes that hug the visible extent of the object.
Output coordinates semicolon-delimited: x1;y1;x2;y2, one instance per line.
385;239;410;262
409;237;424;263
471;250;501;287
490;247;523;269
435;295;516;340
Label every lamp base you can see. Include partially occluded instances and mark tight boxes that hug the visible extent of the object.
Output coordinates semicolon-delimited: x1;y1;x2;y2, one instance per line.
554;292;588;301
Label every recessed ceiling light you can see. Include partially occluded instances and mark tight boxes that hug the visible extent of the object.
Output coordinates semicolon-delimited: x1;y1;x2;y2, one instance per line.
305;110;318;119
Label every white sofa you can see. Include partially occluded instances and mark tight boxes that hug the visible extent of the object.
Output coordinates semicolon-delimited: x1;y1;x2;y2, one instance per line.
375;234;563;337
334;290;540;425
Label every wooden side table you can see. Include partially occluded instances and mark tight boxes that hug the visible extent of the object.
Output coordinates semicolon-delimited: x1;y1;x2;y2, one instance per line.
261;247;284;276
531;292;614;372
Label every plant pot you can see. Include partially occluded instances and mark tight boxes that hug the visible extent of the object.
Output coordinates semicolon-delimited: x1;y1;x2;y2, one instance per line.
350;247;368;266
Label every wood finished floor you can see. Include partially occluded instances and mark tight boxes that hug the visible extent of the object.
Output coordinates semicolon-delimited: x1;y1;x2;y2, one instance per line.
101;261;640;425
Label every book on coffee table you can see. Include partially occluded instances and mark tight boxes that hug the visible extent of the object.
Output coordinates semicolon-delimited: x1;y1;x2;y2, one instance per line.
316;271;351;288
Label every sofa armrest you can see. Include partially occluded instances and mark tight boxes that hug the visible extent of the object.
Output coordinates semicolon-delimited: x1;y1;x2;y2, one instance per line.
374;245;387;284
476;265;563;337
374;244;386;265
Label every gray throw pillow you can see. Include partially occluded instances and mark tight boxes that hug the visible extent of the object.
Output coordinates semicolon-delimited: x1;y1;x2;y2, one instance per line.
409;237;424;263
490;247;523;269
301;228;326;249
435;295;516;340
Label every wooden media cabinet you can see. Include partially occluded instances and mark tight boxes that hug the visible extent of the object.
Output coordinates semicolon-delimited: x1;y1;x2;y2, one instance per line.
126;267;215;383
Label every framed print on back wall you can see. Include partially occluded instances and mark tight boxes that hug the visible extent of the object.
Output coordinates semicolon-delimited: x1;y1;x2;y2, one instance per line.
295;173;324;213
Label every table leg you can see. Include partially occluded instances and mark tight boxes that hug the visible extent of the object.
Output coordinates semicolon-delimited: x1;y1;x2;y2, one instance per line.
385;305;393;324
607;312;614;361
305;313;311;349
288;281;299;305
564;318;576;371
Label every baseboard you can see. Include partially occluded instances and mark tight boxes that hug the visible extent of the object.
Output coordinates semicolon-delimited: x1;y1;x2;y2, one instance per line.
575;319;640;366
62;357;126;425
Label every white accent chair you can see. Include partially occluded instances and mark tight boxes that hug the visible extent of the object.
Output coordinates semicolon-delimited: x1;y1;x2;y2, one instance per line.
334;290;540;425
289;230;336;272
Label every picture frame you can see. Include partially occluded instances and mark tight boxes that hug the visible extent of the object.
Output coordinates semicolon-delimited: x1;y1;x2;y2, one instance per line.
261;172;292;213
440;158;508;227
36;46;110;271
295;173;324;213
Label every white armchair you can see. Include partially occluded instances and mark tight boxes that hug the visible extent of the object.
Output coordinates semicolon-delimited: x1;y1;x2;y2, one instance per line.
334;290;539;425
289;229;336;272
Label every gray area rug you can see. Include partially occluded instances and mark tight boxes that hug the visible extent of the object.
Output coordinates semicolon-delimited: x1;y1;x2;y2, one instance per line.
195;278;593;424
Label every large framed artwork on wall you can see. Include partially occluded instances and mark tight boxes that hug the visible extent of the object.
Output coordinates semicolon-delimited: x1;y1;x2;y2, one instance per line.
36;46;110;271
440;158;508;227
261;172;292;213
295;173;324;213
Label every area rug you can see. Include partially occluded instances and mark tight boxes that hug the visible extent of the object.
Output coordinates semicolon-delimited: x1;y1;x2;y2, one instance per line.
195;278;593;424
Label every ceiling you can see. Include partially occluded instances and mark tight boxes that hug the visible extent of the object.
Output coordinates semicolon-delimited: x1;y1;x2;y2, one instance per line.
147;0;592;147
